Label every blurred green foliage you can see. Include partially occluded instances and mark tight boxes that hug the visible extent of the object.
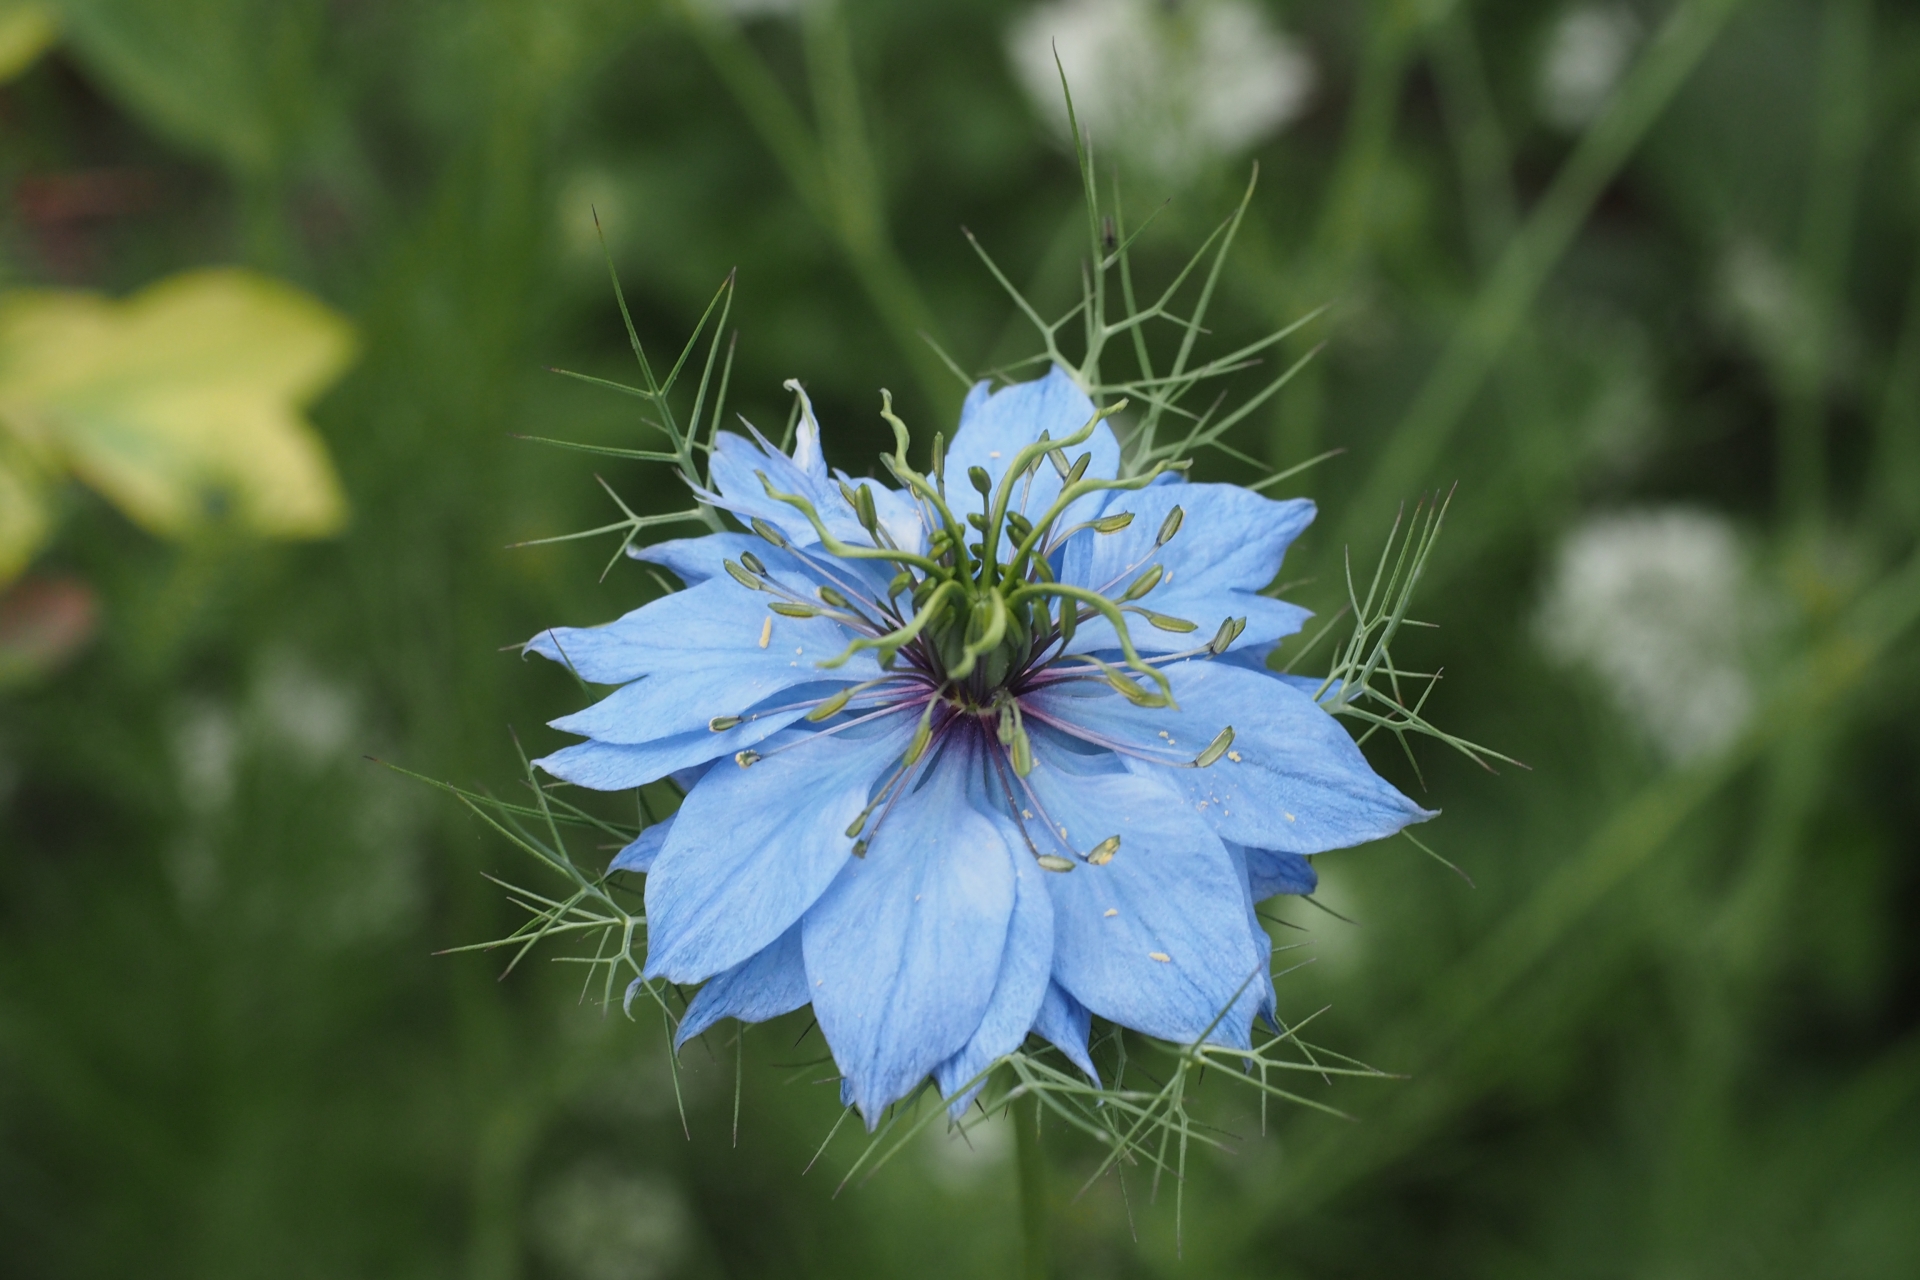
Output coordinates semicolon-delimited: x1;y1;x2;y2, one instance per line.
2;0;1917;1277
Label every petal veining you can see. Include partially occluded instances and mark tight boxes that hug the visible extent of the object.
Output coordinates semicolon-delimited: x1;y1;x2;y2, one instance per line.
802;744;1017;1125
644;712;920;982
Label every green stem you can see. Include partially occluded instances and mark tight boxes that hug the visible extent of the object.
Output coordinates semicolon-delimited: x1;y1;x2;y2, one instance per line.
1014;1093;1050;1280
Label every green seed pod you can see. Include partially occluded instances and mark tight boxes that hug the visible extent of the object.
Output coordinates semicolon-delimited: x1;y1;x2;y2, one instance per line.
968;465;992;495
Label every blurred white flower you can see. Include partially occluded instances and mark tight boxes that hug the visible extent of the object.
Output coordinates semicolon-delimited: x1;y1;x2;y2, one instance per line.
533;1163;688;1280
1537;508;1761;763
1007;0;1314;185
1536;4;1641;132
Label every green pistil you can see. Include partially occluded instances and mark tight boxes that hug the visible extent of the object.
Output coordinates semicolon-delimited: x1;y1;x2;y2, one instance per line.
762;393;1191;707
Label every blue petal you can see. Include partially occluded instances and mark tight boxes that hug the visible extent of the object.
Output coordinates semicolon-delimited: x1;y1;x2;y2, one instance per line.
629;531;770;584
704;427;868;548
534;708;811;790
946;367;1118;528
933;832;1055;1116
644;712;920;982
802;748;1017;1125
675;923;811;1048
1022;753;1267;1048
1222;842;1278;1029
1244;847;1317;898
1032;982;1098;1083
525;578;875;685
1059;483;1314;656
833;470;928;556
552;670;863;747
610;818;674;875
1026;659;1433;853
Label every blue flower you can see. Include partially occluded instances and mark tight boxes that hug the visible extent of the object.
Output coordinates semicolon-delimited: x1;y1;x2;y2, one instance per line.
526;367;1432;1124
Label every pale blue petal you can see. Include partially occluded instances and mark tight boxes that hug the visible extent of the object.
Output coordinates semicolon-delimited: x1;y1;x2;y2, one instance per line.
1032;982;1098;1083
629;531;768;584
1244;847;1317;898
802;748;1017;1125
533;707;810;790
524;578;875;685
644;712;919;982
1026;659;1433;853
1022;753;1266;1048
704;428;869;548
609;818;674;875
675;923;810;1048
946;367;1118;528
1059;483;1314;655
934;830;1055;1116
1222;842;1277;1028
551;670;861;746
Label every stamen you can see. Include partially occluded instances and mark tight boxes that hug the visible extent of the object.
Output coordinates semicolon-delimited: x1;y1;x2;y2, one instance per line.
1092;512;1134;534
734;750;761;768
725;560;764;591
1156;505;1184;547
769;602;821;618
1036;856;1075;873
708;715;743;732
1193;726;1235;768
750;517;788;548
1087;835;1120;865
1121;564;1164;601
740;551;768;575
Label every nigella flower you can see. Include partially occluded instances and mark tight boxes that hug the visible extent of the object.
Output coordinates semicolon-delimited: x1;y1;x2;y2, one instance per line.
525;368;1431;1124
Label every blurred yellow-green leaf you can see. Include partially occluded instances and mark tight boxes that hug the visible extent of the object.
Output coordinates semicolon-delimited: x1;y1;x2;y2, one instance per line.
0;1;56;82
0;268;355;558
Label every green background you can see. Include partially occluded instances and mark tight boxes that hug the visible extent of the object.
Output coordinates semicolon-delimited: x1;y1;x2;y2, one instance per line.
3;0;1918;1276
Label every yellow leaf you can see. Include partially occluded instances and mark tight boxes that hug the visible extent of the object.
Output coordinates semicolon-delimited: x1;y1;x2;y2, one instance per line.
0;268;355;541
0;3;55;84
0;441;51;586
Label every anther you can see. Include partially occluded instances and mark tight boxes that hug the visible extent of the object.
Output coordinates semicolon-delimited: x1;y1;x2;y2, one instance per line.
853;484;879;535
1194;726;1235;768
769;602;821;618
901;703;936;766
708;715;743;732
1206;616;1247;656
852;839;870;858
749;517;788;549
1066;453;1091;486
805;688;853;722
1121;564;1164;601
740;550;768;576
817;585;850;608
1036;855;1075;873
734;750;761;768
1143;611;1198;633
1156;505;1184;547
1087;835;1120;865
724;560;764;591
1092;512;1134;534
